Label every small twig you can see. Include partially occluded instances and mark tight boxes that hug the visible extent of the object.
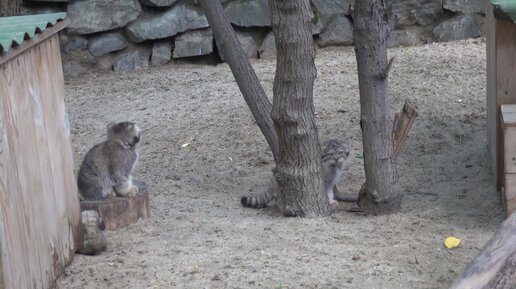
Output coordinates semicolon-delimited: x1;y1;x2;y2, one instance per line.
377;56;395;79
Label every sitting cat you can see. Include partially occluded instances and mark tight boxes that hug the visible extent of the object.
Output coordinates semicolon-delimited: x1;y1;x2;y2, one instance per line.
241;138;352;209
77;210;107;255
77;122;140;200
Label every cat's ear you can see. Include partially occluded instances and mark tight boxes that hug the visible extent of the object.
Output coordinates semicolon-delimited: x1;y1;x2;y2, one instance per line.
107;122;117;137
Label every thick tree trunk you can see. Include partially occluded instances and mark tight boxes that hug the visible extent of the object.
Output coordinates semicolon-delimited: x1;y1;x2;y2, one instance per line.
353;0;402;214
448;212;516;289
0;0;21;16
198;0;279;160
268;0;331;217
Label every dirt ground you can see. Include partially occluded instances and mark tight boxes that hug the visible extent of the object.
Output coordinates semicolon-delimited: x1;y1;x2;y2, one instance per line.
56;39;505;289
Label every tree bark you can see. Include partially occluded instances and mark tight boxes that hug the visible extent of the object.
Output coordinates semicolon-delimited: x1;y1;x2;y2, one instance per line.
0;0;21;16
353;0;402;214
448;212;516;289
198;0;279;160
268;0;331;217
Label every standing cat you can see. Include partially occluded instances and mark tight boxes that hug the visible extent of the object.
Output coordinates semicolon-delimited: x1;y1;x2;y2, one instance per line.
241;138;352;209
77;122;140;200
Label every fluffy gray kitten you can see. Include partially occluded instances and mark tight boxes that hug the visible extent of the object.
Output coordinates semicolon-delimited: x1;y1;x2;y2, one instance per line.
77;122;140;200
241;138;352;209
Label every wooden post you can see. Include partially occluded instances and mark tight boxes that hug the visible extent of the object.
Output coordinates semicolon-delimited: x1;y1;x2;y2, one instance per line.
500;104;516;215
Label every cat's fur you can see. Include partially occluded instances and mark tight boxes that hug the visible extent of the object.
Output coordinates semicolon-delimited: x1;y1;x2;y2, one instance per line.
77;210;107;255
241;139;352;209
77;122;140;200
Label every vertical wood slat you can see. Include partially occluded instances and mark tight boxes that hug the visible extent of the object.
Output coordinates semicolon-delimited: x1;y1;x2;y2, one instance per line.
0;34;81;289
486;0;497;188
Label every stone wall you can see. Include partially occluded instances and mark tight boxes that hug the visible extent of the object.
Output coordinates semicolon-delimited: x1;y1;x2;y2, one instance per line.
22;0;486;75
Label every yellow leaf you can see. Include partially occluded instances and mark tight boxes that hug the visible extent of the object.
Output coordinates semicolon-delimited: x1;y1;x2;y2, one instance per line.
444;237;461;249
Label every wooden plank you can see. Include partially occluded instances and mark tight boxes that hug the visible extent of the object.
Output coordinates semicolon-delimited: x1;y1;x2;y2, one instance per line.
0;19;69;66
503;127;516;174
392;99;418;159
34;35;81;266
501;104;516;126
80;181;150;230
486;0;498;189
0;51;44;289
504;174;516;215
448;212;516;289
495;19;516;191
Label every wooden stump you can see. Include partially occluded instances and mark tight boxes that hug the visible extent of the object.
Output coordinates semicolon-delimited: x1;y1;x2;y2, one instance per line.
80;180;150;230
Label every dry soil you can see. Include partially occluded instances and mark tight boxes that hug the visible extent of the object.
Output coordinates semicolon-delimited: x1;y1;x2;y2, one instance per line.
56;38;505;289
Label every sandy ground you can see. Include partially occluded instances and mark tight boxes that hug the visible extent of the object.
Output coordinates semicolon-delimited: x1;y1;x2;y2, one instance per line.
56;39;505;289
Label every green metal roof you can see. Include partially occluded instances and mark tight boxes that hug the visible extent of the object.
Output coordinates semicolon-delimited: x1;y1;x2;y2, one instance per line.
0;12;66;54
491;0;516;23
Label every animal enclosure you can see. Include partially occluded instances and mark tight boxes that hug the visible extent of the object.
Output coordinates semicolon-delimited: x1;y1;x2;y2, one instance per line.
0;13;81;289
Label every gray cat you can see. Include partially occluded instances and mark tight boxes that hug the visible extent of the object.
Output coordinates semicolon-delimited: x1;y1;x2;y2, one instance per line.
241;138;353;209
77;122;140;200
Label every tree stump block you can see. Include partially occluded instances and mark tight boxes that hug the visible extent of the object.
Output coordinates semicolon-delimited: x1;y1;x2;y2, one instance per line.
80;180;150;230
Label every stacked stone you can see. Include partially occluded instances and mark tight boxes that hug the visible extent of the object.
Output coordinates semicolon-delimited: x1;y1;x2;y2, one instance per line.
23;0;486;74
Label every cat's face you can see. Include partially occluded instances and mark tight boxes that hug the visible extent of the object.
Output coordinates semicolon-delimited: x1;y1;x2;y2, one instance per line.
107;122;141;146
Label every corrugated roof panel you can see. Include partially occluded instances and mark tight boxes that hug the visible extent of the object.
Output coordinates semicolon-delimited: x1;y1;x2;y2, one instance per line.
491;0;516;23
0;12;66;54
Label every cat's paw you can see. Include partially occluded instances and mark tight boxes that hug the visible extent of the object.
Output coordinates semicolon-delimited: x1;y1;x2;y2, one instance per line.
117;185;138;197
106;190;116;199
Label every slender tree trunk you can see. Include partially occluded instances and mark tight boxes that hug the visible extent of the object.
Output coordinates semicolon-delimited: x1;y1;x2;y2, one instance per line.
268;0;330;217
0;0;21;16
198;0;279;160
353;0;402;214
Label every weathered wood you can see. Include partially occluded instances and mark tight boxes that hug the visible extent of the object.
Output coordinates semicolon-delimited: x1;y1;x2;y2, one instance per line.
392;99;418;159
500;104;516;215
0;32;80;289
80;181;150;230
486;0;498;189
503;175;516;215
0;0;21;16
448;212;516;289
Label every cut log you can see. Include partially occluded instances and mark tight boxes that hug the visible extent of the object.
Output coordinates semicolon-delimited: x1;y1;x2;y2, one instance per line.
392;98;419;159
448;212;516;289
80;180;150;230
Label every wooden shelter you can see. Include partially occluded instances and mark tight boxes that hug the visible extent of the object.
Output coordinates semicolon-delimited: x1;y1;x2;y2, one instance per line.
486;0;516;215
0;13;81;289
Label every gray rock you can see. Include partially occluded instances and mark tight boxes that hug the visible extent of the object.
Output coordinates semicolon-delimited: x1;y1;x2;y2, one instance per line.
173;29;213;59
313;0;351;26
126;2;209;43
317;16;353;48
151;40;173;66
112;47;152;73
62;60;86;77
217;30;264;60
63;35;88;53
443;0;484;15
388;0;444;27
433;15;482;42
224;0;270;27
140;0;180;7
88;33;128;57
258;31;275;59
68;0;142;34
387;26;431;47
